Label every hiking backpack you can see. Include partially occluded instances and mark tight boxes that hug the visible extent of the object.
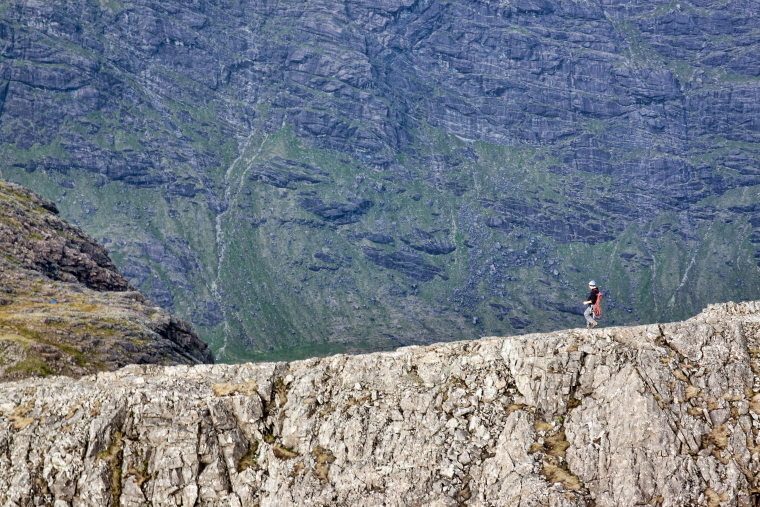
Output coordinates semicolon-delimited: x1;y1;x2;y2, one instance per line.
593;292;603;319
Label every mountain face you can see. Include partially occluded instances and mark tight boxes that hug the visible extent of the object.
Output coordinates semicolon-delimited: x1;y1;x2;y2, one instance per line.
2;300;760;506
0;180;212;381
0;0;759;361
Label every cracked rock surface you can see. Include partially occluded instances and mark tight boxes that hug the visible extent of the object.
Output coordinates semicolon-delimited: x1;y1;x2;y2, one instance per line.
3;300;760;506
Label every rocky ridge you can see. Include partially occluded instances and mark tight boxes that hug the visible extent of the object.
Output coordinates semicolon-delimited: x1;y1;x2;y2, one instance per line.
0;180;212;381
2;300;760;506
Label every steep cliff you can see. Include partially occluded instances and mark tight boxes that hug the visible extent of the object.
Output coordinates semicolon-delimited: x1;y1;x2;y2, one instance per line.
0;0;760;361
0;180;213;381
2;300;760;506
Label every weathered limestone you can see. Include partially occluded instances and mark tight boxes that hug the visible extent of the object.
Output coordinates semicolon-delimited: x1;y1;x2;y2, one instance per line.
3;301;760;506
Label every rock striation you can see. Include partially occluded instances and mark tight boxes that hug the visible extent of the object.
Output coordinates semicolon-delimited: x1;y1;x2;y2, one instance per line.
0;180;212;381
2;300;760;506
3;0;760;361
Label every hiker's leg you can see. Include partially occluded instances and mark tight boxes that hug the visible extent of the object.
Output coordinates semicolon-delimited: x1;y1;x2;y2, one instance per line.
584;306;596;325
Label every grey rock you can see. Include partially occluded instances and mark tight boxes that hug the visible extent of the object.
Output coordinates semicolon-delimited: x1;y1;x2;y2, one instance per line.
400;228;456;255
3;301;760;505
3;0;760;361
509;316;532;329
0;180;213;381
249;163;325;189
363;246;444;282
298;197;373;225
366;233;395;245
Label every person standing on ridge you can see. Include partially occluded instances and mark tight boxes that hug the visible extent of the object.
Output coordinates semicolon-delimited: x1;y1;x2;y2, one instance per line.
583;280;600;329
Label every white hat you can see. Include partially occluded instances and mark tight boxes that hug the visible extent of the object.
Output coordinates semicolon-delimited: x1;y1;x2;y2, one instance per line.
588;280;596;286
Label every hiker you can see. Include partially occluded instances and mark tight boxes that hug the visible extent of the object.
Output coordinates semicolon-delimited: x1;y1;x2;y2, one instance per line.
583;280;600;329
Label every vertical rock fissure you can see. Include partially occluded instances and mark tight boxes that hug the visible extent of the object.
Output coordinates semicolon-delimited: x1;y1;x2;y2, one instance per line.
532;402;589;498
97;430;124;507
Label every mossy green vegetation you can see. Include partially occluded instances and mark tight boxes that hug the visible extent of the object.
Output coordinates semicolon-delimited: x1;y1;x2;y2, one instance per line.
4;351;54;377
6;118;760;364
2;0;760;365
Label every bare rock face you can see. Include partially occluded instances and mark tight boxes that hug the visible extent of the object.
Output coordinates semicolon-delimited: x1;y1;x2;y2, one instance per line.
2;301;760;506
5;0;760;361
0;180;213;381
0;182;129;292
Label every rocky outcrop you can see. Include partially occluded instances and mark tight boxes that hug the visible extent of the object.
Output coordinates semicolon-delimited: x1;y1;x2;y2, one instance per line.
0;183;128;292
0;181;213;381
2;300;760;506
401;228;457;256
297;197;373;225
363;247;445;282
